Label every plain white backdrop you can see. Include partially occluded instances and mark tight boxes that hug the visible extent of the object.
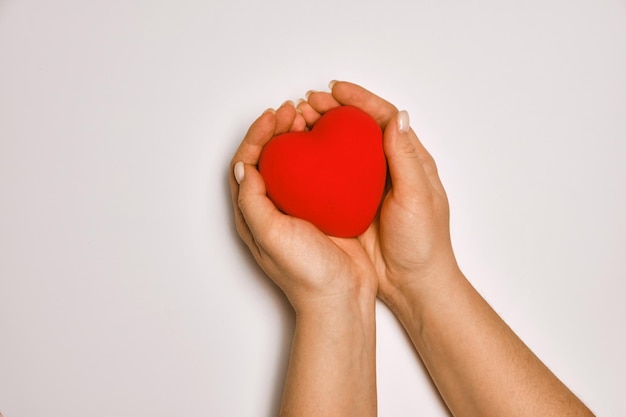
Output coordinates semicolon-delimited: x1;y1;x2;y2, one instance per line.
1;0;625;415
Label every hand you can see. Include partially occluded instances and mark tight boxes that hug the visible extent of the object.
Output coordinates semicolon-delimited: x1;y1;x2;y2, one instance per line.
231;101;379;417
301;82;460;306
298;83;595;417
229;101;378;315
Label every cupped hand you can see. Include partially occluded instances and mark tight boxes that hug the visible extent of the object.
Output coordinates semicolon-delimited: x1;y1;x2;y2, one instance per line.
230;101;377;315
302;82;460;305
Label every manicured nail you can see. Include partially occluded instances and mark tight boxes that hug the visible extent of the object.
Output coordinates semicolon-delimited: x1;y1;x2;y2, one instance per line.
398;110;410;133
234;161;245;184
281;100;295;108
263;108;276;115
328;80;338;90
305;90;318;100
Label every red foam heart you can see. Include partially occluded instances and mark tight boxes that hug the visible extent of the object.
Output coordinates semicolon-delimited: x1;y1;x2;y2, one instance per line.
258;105;387;237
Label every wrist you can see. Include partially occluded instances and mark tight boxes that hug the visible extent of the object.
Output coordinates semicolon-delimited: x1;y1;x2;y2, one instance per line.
289;271;378;319
380;262;464;325
294;288;377;324
281;277;378;417
292;293;377;361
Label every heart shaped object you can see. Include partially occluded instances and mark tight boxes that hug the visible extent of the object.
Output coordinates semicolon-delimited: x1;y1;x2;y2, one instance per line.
258;105;387;237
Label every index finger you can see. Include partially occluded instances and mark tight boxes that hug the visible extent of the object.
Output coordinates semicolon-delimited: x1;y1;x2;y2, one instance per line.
329;81;398;129
229;109;277;248
230;109;277;171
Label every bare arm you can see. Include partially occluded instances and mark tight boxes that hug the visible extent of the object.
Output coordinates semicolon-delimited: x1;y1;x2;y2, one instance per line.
280;297;376;417
314;80;595;417
389;267;593;417
230;101;377;417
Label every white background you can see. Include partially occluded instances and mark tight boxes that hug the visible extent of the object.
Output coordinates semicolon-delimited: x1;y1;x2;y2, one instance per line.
1;0;625;415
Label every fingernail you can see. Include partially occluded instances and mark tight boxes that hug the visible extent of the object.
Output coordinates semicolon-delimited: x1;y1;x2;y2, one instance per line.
263;108;276;115
281;100;295;108
398;110;410;133
293;99;304;114
234;161;245;184
328;80;338;90
305;90;317;100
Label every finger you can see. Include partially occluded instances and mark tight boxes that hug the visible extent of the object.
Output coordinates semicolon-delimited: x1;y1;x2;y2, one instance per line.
275;101;297;135
383;111;434;198
409;131;445;194
230;161;257;257
330;80;398;129
236;162;282;253
291;106;307;132
296;100;322;128
231;109;277;169
306;90;341;114
229;109;275;225
229;110;277;251
398;116;446;194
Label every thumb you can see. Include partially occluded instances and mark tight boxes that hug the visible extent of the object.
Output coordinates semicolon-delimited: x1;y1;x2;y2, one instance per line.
234;161;278;249
383;111;431;195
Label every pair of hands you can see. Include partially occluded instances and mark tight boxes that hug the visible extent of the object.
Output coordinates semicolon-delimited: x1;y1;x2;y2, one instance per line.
230;81;458;314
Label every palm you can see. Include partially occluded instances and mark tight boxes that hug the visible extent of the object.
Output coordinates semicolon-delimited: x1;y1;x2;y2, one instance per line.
304;83;454;299
263;214;378;305
230;100;378;312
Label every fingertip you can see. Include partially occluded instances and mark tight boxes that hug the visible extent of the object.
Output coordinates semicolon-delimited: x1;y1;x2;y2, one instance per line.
291;113;307;132
330;82;398;128
251;108;277;136
236;165;279;238
256;107;277;127
397;110;410;134
384;113;412;157
297;100;321;127
307;91;341;114
234;161;245;185
234;110;277;167
236;163;258;211
275;101;298;134
305;90;320;100
238;163;269;199
382;112;416;174
385;110;412;146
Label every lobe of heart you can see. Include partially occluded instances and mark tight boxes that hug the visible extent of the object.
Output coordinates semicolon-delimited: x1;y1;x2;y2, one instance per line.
259;106;387;238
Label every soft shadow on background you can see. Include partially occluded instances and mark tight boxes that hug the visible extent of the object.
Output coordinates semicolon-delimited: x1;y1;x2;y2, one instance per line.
223;167;296;417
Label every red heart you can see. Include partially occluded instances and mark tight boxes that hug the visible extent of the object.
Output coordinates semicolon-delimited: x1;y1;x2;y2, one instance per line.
258;105;387;237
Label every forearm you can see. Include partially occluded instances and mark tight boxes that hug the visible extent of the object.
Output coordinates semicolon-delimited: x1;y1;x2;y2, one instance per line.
389;268;593;417
279;296;377;417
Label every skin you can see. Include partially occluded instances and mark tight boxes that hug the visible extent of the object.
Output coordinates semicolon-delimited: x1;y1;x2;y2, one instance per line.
230;101;378;417
230;83;595;417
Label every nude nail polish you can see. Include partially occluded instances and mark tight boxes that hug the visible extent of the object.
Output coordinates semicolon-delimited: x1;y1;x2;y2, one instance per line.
234;161;245;184
398;110;410;133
